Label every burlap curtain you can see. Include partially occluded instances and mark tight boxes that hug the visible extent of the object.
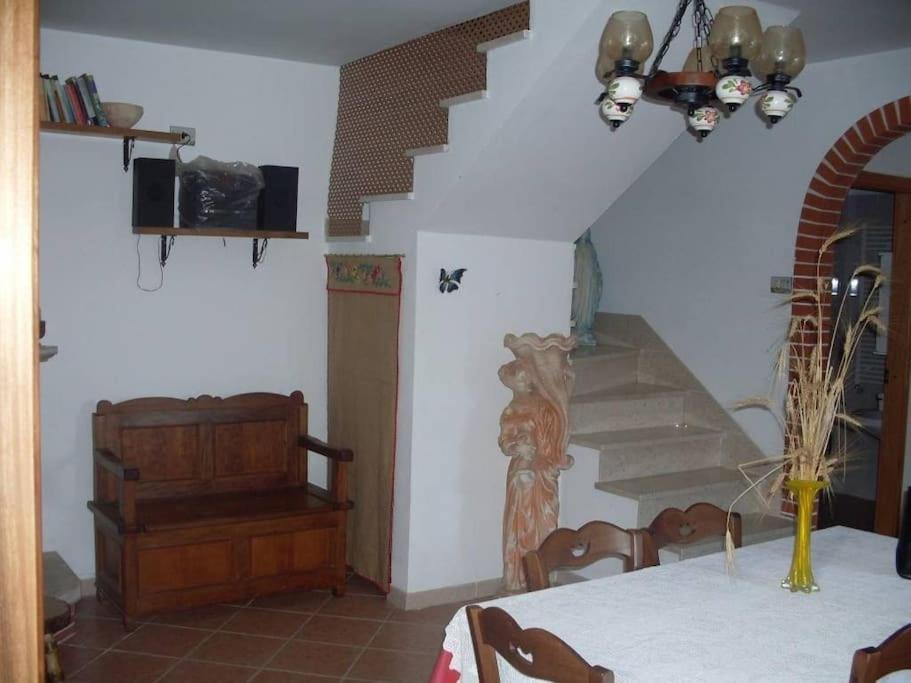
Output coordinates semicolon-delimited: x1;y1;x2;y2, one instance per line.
326;255;401;591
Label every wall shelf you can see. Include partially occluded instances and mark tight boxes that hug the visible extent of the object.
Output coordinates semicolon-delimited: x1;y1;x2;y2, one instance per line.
40;121;184;144
40;121;189;170
133;226;309;240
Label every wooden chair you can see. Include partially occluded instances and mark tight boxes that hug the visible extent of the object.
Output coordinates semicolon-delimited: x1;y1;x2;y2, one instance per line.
645;503;742;561
850;623;911;682
523;521;656;591
467;605;613;683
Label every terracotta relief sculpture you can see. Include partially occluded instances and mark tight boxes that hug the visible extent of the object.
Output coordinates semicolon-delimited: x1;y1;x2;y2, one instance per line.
498;333;577;591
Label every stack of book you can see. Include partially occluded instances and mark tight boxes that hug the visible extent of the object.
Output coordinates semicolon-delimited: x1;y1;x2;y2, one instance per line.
39;73;109;127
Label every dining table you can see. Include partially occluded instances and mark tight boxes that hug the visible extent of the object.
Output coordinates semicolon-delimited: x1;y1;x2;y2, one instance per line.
431;526;911;682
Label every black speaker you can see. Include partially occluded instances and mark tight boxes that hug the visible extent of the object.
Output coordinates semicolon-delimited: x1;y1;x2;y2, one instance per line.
132;158;176;228
258;165;299;231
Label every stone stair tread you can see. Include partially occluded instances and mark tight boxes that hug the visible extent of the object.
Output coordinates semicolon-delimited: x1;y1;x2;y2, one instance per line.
571;424;722;449
596;466;742;499
572;382;684;405
662;513;793;560
571;343;637;361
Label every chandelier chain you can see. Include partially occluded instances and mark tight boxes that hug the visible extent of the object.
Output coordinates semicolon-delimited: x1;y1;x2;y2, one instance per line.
647;0;690;79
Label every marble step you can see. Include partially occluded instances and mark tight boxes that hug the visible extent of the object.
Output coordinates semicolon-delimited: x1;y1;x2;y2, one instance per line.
595;466;755;527
44;551;81;605
571;424;724;481
570;382;686;433
659;513;794;563
571;343;640;394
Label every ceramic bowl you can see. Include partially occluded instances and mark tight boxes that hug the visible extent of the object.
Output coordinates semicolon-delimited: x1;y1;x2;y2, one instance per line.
760;90;796;123
715;75;752;110
102;102;144;128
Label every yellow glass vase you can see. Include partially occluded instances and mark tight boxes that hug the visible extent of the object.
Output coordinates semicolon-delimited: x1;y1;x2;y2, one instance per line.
781;479;826;593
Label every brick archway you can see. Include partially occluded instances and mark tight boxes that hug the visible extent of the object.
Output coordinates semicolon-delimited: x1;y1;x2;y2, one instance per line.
792;97;911;317
789;96;911;528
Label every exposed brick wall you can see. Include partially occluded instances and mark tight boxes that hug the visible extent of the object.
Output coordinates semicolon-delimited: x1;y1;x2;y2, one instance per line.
791;97;911;354
785;96;911;519
325;3;530;238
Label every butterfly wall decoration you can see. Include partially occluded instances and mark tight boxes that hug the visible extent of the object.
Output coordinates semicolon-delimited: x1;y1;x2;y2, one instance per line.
439;268;467;293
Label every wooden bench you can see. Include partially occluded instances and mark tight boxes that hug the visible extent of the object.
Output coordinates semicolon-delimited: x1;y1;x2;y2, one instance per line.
87;391;352;626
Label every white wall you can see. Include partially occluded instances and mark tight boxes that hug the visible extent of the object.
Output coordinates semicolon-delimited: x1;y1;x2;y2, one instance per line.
405;231;574;592
591;48;911;460
866;134;911;176
39;29;338;578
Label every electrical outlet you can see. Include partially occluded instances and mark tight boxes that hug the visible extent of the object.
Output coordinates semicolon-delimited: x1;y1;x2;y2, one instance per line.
170;125;196;146
770;275;793;294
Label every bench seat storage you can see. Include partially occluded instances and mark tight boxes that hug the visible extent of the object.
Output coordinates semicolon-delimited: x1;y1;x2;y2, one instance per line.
87;391;352;625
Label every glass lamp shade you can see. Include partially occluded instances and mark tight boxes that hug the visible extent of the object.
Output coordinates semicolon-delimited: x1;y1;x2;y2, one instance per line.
755;26;807;78
682;48;716;73
599;11;654;64
708;6;763;61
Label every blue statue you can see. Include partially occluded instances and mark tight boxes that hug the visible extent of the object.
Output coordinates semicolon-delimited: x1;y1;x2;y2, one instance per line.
572;229;603;347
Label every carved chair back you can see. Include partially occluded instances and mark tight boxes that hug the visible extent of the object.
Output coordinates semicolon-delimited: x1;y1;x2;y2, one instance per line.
523;521;656;591
645;503;742;558
850;623;911;683
467;605;614;683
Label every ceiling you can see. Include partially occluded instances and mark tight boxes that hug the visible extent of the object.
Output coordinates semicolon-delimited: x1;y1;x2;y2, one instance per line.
765;0;911;62
42;0;911;67
40;0;520;66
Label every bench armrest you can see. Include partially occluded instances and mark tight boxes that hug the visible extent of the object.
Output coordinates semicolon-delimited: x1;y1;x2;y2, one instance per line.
94;448;140;481
299;435;353;462
299;435;352;506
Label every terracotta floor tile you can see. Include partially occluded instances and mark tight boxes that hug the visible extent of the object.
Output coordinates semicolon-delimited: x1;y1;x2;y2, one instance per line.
295;615;381;646
317;594;392;620
222;607;310;638
252;590;331;613
191;631;285;667
115;623;210;658
67;617;130;649
386;601;464;626
370;621;446;653
154;604;239;630
348;648;437;682
267;639;360;677
57;644;103;676
254;671;340;682
75;597;124;621
70;651;175;682
345;574;386;596
159;659;257;682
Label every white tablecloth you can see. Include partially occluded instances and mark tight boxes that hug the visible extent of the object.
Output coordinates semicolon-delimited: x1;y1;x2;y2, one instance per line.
442;527;911;682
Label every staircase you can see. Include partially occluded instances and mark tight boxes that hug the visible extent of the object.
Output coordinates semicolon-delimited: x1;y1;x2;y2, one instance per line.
562;313;792;563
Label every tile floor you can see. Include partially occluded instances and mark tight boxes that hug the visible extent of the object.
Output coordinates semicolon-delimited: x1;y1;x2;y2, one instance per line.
59;576;472;682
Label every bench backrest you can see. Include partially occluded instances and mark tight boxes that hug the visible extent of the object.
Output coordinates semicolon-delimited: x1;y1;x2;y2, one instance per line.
93;392;308;501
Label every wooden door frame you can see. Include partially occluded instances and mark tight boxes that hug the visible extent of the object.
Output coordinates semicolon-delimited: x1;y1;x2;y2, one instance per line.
0;0;43;679
853;170;911;536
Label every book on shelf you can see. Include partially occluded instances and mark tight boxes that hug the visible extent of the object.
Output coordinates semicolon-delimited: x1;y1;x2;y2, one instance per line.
40;72;110;127
37;74;49;122
83;74;109;126
75;75;98;124
64;80;86;125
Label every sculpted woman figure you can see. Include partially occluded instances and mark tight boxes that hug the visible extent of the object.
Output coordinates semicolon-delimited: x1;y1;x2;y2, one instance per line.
498;333;576;591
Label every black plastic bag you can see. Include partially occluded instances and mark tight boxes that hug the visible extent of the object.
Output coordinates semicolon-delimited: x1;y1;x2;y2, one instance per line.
178;156;264;229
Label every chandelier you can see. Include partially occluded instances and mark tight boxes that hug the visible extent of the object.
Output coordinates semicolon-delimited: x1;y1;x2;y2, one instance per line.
596;1;807;138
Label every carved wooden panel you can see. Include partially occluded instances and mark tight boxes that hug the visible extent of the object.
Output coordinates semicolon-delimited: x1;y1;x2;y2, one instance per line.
250;529;334;578
214;420;288;477
121;425;201;481
138;541;234;594
326;2;529;237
